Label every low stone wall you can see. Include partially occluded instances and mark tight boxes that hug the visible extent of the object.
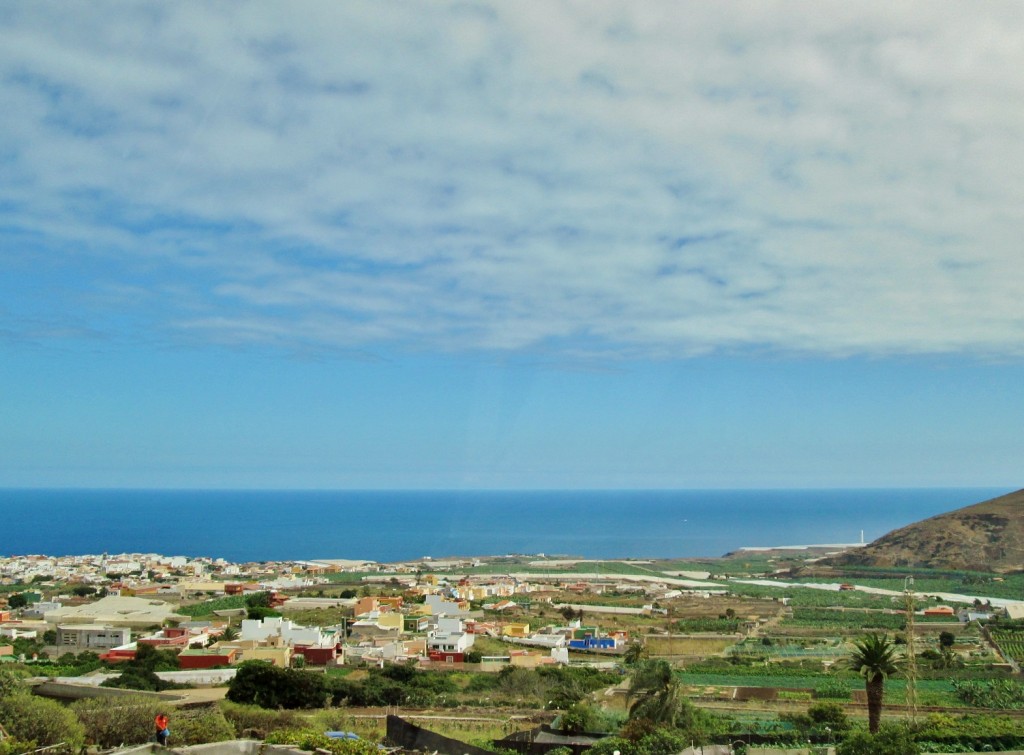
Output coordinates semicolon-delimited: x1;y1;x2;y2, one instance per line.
115;741;303;755
40;669;235;687
32;681;182;702
157;669;237;686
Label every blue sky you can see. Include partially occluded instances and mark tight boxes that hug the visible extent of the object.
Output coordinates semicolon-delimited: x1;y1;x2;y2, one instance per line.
1;2;1022;489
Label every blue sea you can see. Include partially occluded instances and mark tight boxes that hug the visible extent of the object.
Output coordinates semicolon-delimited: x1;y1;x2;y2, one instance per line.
0;488;1010;563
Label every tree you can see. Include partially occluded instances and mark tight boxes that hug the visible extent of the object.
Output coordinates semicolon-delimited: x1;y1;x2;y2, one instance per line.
848;633;901;734
245;591;272;609
226;661;328;709
627;661;697;731
623;641;648;666
247;606;281;621
100;644;183;692
807;701;850;734
934;646;960;670
938;631;955;648
560;702;601;734
6;593;27;609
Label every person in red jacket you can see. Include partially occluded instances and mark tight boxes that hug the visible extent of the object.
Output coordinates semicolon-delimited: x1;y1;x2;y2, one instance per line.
155;714;170;746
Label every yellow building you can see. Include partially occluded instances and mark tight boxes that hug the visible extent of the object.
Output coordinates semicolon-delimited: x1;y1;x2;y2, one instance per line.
218;639;294;667
376;612;405;632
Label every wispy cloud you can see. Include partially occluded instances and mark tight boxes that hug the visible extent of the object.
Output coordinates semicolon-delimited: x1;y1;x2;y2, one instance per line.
2;2;1023;359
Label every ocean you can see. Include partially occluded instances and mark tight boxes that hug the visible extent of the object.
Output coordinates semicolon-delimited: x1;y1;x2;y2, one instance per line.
0;488;1008;564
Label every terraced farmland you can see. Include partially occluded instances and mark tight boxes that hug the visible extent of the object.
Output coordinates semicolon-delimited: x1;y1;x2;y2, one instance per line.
992;630;1024;662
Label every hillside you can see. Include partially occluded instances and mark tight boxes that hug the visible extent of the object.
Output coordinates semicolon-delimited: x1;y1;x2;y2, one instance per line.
828;488;1024;573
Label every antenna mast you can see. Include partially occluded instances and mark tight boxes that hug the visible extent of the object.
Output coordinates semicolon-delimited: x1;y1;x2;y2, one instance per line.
903;576;918;721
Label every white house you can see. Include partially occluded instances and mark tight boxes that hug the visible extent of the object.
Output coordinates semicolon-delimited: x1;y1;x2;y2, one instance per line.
240;616;327;647
427;617;475;655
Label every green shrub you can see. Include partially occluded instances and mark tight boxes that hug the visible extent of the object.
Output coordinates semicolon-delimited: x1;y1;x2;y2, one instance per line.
635;728;687;755
172;708;236;746
0;738;37;755
586;736;636;755
219;700;307;738
265;728;381;755
807;701;850;733
0;669;28;699
72;695;164;748
559;702;601;734
836;725;920;755
0;692;86;748
226;661;328;709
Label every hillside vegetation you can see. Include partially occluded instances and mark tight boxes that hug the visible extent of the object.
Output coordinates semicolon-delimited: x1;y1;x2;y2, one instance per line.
829;488;1024;572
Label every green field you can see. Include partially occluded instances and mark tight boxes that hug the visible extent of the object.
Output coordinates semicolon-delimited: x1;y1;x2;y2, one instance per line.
781;607;906;630
992;630;1024;662
176;594;247;617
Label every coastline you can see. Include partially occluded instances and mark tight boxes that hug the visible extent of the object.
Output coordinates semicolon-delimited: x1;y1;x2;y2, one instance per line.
0;487;999;563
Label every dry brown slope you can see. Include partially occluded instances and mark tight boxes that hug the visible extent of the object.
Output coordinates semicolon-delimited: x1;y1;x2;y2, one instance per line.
831;488;1024;573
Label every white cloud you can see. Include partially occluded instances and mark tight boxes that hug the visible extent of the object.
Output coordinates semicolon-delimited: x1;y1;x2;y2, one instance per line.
2;1;1023;358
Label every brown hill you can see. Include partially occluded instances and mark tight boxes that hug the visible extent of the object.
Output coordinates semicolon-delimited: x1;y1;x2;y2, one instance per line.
830;488;1024;573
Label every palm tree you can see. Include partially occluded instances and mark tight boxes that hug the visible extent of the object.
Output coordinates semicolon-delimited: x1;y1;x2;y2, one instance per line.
848;633;901;733
623;640;649;666
627;660;690;728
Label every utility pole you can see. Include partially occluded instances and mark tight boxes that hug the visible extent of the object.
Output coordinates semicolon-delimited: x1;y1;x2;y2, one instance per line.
904;576;918;721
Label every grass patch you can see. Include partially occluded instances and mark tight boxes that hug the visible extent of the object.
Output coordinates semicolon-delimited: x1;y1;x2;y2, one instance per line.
177;595;247;618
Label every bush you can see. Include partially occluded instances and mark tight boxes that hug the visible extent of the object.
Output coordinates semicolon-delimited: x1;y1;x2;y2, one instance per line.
0;692;86;748
465;673;500;692
219;700;306;739
586;736;636;755
635;728;687;755
172;708;236;746
808;701;850;733
6;593;28;609
559;703;601;734
226;661;328;709
0;738;37;755
0;669;28;699
247;606;282;621
265;728;381;755
100;667;173;692
837;725;920;755
245;591;273;609
72;695;164;748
